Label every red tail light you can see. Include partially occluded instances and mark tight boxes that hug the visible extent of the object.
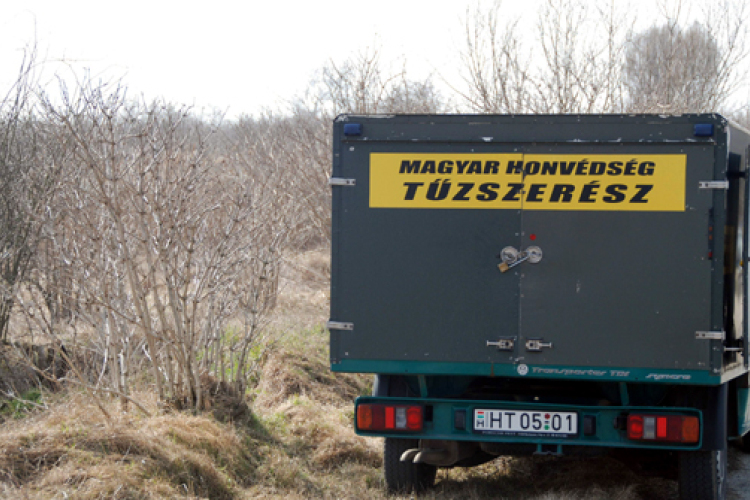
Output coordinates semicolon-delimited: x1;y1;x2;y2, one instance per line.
357;405;373;430
627;415;644;440
357;404;423;432
407;407;422;430
627;414;698;443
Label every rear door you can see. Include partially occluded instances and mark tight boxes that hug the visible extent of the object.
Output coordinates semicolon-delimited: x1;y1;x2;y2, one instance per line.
330;144;525;369
517;145;715;370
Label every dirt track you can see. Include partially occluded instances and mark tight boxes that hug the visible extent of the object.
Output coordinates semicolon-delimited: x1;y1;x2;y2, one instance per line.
728;447;750;499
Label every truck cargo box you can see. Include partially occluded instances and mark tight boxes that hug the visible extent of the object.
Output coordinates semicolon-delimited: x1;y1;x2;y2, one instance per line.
328;114;750;385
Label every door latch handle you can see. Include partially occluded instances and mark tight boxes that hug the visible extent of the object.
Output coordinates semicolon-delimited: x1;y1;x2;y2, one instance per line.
497;246;543;273
487;338;515;350
498;254;529;273
525;339;553;352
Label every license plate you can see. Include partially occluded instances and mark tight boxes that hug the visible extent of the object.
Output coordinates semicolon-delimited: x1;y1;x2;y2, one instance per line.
474;409;578;437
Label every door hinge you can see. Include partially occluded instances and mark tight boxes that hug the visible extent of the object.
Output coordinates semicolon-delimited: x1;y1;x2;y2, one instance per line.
698;180;729;190
326;320;354;331
695;330;725;340
329;177;356;187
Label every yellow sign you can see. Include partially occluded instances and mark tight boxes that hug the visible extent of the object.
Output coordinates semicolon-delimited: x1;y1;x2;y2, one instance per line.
369;153;686;211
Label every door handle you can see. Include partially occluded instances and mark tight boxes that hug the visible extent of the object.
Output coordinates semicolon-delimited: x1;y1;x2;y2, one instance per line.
525;339;553;352
497;246;543;273
498;253;529;273
487;338;515;350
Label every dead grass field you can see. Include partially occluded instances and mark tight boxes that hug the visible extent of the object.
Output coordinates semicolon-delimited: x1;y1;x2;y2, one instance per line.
2;249;748;499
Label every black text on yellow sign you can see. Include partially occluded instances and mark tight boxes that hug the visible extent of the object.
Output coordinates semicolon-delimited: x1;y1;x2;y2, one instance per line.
369;153;686;211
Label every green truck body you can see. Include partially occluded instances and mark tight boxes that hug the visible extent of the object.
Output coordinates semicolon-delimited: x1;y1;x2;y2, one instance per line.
328;114;750;499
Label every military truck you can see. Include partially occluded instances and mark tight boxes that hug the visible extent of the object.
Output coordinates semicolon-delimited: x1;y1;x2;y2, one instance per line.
327;114;750;499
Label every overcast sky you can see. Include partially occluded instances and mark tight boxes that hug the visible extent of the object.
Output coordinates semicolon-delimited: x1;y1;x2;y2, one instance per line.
1;1;745;118
1;1;475;117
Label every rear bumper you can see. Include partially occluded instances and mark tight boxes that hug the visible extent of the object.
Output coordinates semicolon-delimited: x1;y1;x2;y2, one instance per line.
354;396;703;451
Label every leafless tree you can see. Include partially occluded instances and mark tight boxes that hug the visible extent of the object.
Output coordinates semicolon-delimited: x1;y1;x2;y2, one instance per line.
461;5;532;114
460;0;632;114
731;107;750;130
309;48;447;117
624;1;748;113
534;0;631;113
461;0;747;115
383;73;447;114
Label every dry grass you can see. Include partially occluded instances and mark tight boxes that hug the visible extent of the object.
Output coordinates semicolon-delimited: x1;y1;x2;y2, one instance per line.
0;249;682;499
0;389;258;499
272;250;330;330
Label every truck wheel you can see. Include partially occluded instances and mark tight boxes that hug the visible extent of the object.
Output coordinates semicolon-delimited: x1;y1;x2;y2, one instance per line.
739;432;750;452
678;447;726;500
384;438;437;493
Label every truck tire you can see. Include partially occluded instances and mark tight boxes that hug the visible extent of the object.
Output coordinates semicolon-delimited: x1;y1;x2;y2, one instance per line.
384;438;437;493
739;431;750;452
678;447;726;500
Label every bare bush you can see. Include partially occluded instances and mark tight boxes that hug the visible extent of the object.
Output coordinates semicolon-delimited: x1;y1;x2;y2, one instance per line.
0;47;63;341
281;46;447;247
8;44;446;411
310;47;447;117
33;77;290;411
228;112;328;249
